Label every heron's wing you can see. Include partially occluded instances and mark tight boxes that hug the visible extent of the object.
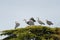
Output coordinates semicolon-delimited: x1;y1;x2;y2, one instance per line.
47;21;53;25
27;21;29;24
30;18;36;22
28;20;34;25
38;20;45;24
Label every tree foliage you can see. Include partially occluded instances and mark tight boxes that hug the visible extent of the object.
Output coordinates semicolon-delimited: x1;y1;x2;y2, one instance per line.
0;25;60;40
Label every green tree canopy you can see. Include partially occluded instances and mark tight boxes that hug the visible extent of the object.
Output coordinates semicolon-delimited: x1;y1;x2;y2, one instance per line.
0;25;60;40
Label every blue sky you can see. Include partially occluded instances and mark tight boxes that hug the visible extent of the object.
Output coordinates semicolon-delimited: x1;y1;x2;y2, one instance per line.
0;0;60;31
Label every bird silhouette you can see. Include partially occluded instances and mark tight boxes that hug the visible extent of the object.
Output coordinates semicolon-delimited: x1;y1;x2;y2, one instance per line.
30;17;36;22
37;17;45;25
15;21;20;29
23;19;34;26
46;20;53;26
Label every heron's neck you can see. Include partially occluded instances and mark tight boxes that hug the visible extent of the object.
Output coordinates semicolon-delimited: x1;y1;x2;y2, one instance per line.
24;20;27;23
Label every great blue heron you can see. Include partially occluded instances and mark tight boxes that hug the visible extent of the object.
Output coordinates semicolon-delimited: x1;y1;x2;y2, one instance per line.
37;17;45;25
15;21;20;29
23;19;34;26
46;20;53;26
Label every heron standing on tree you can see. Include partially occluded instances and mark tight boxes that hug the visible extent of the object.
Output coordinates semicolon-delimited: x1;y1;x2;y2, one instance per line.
23;19;34;26
46;20;53;26
15;21;20;29
37;17;45;25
